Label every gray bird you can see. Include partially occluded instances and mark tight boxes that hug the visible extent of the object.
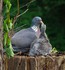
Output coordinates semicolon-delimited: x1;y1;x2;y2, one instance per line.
11;16;44;53
29;24;52;56
29;37;52;56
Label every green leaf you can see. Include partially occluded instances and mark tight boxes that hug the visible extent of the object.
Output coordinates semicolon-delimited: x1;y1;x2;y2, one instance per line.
8;1;12;10
4;0;12;13
5;46;14;58
6;5;10;13
5;37;14;58
4;33;8;47
3;20;9;32
8;19;13;29
6;1;12;10
51;47;58;53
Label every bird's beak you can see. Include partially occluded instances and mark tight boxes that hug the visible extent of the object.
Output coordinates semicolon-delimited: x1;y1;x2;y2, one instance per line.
39;20;44;28
40;20;44;24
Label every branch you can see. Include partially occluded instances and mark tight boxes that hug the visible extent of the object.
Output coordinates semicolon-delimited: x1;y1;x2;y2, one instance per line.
21;0;36;9
13;9;28;24
17;0;20;15
11;0;36;15
13;0;36;24
17;9;28;18
14;24;27;32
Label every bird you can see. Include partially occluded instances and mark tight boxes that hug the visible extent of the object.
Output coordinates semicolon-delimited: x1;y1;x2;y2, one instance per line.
29;37;52;56
11;16;44;53
29;24;52;56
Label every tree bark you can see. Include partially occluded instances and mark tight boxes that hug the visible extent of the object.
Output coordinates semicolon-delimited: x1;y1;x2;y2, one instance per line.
0;0;3;70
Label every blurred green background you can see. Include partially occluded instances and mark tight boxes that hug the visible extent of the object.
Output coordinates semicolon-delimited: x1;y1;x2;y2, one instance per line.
4;0;65;51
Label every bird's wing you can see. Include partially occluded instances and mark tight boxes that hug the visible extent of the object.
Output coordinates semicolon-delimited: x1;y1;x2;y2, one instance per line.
11;28;36;48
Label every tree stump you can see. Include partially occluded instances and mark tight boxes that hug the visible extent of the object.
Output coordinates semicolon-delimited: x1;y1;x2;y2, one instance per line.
3;54;65;70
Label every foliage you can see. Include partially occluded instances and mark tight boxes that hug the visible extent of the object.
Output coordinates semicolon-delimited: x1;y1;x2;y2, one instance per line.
3;0;14;58
51;47;58;53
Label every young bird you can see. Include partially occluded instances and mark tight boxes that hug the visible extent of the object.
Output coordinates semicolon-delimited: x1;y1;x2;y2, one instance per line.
29;23;52;56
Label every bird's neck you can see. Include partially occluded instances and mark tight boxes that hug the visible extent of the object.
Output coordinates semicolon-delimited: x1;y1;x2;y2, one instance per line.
31;25;39;32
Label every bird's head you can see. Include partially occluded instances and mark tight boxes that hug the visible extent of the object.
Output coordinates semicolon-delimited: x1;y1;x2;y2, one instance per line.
31;16;44;29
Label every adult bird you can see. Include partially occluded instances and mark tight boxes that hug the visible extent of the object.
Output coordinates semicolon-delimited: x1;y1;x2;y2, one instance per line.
11;16;44;53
